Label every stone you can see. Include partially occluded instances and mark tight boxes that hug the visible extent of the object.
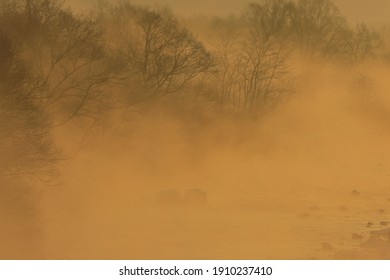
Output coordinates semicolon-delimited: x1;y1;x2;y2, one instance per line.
321;242;333;251
183;188;207;206
338;205;348;211
351;190;360;196
352;233;363;240
297;213;310;218
155;189;181;207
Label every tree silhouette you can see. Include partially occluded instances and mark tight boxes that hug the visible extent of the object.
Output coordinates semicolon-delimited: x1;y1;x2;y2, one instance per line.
0;32;58;182
342;23;382;62
244;0;293;41
211;6;292;112
0;0;115;126
102;1;212;100
289;0;348;58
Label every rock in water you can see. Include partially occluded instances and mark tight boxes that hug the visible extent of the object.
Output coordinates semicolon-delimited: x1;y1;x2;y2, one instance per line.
321;242;334;251
155;190;181;207
351;190;360;196
352;233;363;240
184;189;207;206
367;222;374;227
338;205;348;211
380;221;389;226
370;227;390;238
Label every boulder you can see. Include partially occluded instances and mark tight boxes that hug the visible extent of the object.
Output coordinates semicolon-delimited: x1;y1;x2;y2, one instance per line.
183;188;207;206
155;190;182;207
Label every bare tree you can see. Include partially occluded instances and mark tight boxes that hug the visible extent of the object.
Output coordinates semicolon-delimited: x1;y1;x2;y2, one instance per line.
0;32;59;182
211;10;291;112
342;23;382;63
244;0;293;41
289;0;348;58
208;16;244;108
0;0;116;126
238;38;290;110
103;2;212;100
349;73;378;113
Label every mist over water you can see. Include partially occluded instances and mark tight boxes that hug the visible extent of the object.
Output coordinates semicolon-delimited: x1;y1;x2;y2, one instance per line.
39;63;390;259
1;0;390;259
66;0;390;25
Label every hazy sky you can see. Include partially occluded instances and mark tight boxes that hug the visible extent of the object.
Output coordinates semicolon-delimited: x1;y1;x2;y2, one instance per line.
66;0;390;25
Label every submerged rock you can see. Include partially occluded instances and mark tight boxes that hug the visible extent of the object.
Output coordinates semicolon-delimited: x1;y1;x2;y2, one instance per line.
338;205;348;211
352;233;363;240
296;213;310;218
321;242;334;251
146;188;209;209
183;188;207;206
370;227;390;239
361;237;389;248
366;222;374;227
351;190;360;196
155;190;182;207
380;221;389;226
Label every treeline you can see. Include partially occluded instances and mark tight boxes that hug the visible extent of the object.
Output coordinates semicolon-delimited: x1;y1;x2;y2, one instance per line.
191;0;388;109
244;0;384;61
0;0;389;184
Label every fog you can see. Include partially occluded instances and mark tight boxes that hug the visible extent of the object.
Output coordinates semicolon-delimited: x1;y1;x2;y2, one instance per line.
1;0;390;260
38;62;390;259
66;0;390;25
